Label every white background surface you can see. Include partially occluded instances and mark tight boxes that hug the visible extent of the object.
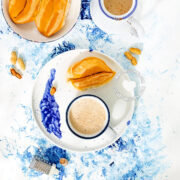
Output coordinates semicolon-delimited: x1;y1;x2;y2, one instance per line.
0;0;180;179
141;0;180;179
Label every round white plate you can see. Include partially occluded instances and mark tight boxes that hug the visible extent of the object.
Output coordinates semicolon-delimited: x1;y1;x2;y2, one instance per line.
2;0;81;42
32;49;135;152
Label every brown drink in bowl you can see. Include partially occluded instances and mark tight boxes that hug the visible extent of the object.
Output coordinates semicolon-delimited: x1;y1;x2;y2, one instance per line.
104;0;133;15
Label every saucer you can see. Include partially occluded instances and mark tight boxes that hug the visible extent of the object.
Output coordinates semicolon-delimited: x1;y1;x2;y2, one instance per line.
1;0;81;42
32;49;135;152
90;0;144;41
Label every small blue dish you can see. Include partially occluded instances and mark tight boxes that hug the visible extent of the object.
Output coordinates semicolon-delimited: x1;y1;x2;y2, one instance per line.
66;94;110;139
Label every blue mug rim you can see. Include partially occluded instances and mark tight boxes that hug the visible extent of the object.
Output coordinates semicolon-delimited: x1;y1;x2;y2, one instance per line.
66;94;110;139
98;0;138;20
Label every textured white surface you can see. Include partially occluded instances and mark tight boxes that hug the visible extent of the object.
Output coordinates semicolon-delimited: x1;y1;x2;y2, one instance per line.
150;0;180;179
0;0;180;179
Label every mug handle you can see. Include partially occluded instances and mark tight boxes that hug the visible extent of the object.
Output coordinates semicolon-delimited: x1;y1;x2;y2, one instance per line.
106;69;145;136
126;0;163;38
127;16;145;39
114;69;145;102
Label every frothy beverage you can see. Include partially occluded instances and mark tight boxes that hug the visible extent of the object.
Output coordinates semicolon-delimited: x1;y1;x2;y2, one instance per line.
104;0;133;16
68;96;108;137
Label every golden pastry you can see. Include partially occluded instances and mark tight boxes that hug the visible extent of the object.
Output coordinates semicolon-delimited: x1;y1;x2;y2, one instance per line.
8;0;70;37
67;57;113;80
35;0;70;37
70;72;115;90
67;57;116;91
10;0;41;24
9;0;26;20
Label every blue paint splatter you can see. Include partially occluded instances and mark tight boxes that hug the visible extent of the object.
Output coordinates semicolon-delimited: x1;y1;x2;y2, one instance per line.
17;145;68;179
92;160;98;165
85;24;112;50
81;0;91;20
40;146;68;180
109;161;114;167
102;167;106;176
51;41;75;58
74;170;84;180
127;120;131;126
80;156;89;167
40;69;62;138
44;146;68;164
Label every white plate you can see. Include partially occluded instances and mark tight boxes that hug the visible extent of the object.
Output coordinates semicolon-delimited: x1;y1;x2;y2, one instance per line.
1;0;81;42
32;49;135;152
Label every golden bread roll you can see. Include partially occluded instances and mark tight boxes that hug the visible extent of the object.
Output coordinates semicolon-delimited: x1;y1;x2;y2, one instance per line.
9;0;26;19
71;72;116;91
67;57;113;80
10;0;41;24
35;0;70;37
67;57;116;91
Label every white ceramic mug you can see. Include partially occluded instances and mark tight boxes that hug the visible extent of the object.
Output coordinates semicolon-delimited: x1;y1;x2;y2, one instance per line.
66;94;110;139
98;0;145;38
99;0;138;20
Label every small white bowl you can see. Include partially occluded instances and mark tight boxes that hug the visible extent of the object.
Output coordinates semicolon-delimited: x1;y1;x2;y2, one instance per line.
1;0;81;42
